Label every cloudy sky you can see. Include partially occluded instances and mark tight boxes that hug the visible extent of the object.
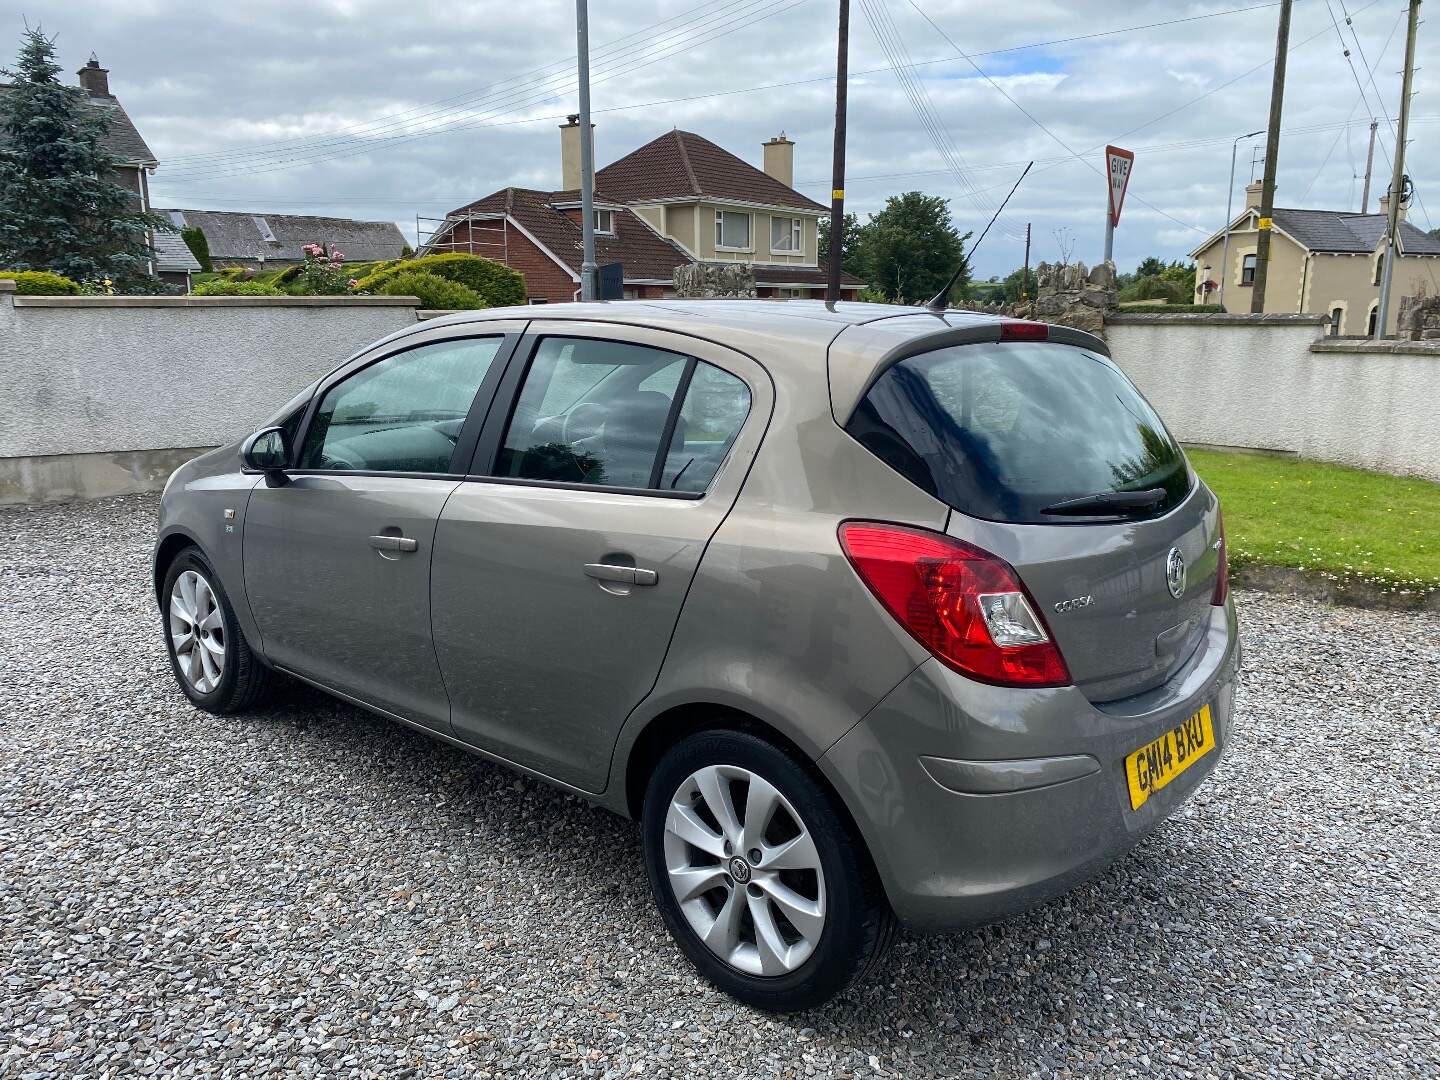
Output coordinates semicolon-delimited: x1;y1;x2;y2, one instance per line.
12;0;1437;278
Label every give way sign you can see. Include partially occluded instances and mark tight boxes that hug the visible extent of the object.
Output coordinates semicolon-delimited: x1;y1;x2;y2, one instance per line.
1106;145;1135;226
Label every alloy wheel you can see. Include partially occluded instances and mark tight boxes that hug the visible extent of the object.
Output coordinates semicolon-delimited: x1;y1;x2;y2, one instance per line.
663;764;827;976
169;570;226;694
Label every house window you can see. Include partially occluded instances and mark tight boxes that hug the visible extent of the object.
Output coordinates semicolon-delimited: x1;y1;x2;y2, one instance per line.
1240;254;1256;285
1373;253;1383;286
1367;303;1380;336
1329;306;1344;336
715;211;751;251
593;209;614;235
770;216;803;254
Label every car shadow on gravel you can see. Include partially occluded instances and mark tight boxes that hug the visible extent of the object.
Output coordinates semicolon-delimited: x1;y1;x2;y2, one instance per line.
240;678;1256;1036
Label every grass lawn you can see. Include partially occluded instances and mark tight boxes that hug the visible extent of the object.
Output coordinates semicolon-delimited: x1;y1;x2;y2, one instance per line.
1186;448;1440;591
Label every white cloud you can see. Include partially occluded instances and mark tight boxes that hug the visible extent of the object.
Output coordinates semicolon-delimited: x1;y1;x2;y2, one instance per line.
14;0;1435;279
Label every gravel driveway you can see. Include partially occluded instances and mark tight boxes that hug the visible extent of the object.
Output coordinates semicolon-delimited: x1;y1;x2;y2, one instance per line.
2;493;1437;1079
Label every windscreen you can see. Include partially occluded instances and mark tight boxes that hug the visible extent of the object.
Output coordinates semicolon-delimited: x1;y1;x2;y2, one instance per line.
846;341;1191;524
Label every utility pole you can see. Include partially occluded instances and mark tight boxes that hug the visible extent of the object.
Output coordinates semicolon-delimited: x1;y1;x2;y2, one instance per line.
576;0;598;301
1376;0;1421;339
1251;0;1292;313
1219;129;1263;311
1021;222;1031;301
1360;119;1378;212
825;0;849;305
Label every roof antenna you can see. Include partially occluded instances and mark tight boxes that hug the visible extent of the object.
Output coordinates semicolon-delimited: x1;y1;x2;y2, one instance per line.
926;161;1033;312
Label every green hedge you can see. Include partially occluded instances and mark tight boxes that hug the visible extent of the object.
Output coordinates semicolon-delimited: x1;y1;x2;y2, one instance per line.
180;227;213;273
192;279;284;296
376;270;483;310
1116;303;1225;314
357;253;523;307
0;270;82;295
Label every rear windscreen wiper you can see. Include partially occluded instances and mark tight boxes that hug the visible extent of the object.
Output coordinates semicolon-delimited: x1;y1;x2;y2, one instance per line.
1040;487;1167;516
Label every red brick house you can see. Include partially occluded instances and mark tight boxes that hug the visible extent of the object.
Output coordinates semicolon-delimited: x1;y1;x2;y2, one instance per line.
421;121;864;303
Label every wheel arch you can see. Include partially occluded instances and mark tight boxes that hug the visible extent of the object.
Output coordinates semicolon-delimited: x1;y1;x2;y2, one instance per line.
619;703;875;875
153;528;204;599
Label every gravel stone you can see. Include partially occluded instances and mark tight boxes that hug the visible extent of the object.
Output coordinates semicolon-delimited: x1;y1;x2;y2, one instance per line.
2;493;1437;1078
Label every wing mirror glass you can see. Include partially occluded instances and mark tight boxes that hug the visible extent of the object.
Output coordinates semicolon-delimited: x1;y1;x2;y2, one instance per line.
242;426;290;474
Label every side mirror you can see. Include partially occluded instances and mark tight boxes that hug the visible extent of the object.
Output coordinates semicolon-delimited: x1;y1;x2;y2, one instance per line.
242;426;290;476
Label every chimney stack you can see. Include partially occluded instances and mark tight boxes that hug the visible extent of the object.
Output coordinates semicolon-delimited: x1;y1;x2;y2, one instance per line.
763;132;795;188
1377;192;1407;222
77;54;110;97
559;114;594;193
1244;180;1264;211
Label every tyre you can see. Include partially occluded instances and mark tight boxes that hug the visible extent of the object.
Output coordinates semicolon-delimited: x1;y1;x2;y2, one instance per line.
161;547;275;714
641;728;897;1011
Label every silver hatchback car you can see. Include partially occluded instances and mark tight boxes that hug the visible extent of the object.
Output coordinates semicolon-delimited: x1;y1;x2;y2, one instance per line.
154;300;1239;1011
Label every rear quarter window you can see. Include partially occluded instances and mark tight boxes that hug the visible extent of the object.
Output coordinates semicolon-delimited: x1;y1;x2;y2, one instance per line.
846;341;1191;523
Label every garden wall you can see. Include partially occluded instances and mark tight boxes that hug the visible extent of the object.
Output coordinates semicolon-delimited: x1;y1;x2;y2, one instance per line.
1107;313;1440;482
0;285;421;504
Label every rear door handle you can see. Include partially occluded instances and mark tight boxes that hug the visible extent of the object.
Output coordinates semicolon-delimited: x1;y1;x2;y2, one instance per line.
584;563;658;586
370;534;419;553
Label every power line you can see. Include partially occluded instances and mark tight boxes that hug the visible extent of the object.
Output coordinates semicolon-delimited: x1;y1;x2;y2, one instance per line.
158;0;808;182
154;0;1289;181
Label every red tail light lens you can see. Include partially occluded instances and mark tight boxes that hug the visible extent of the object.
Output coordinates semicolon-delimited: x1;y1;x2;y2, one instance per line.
839;522;1071;688
999;320;1048;342
1211;507;1229;606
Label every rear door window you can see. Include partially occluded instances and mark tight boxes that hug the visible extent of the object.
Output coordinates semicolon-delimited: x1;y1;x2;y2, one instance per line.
846;341;1191;523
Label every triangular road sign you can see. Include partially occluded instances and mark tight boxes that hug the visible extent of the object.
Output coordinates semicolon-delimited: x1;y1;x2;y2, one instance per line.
1106;145;1134;227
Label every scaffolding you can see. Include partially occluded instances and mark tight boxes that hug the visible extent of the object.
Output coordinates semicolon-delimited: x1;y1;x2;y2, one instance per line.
415;213;510;260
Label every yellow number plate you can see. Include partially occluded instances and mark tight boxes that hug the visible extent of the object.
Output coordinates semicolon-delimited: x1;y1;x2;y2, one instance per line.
1125;705;1216;811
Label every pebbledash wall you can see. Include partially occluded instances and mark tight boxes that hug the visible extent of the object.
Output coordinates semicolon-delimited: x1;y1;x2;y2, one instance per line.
0;284;421;504
1106;312;1440;483
4;288;1439;503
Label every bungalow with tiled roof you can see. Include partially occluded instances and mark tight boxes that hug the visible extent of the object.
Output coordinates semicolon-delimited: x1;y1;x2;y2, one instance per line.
421;119;864;303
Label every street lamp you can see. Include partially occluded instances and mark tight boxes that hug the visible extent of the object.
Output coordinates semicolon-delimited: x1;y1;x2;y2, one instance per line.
1218;129;1264;312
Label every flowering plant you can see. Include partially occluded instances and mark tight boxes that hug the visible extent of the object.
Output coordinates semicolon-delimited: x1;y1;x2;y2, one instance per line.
295;243;352;295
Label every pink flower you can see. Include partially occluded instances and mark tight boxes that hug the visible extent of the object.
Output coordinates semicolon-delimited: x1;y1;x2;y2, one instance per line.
348;278;359;288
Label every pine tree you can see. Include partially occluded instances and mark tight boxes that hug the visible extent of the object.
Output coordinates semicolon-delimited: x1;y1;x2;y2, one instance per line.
0;28;165;284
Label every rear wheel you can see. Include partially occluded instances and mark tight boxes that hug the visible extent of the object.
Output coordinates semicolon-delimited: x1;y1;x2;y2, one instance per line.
161;548;274;714
641;728;896;1011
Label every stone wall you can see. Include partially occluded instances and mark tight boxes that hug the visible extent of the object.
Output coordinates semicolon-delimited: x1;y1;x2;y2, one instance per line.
1397;286;1440;341
672;262;756;299
0;286;421;503
1011;261;1117;335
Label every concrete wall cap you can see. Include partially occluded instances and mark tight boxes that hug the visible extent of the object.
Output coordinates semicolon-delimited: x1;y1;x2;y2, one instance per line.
1105;312;1328;326
12;294;422;308
0;279;15;293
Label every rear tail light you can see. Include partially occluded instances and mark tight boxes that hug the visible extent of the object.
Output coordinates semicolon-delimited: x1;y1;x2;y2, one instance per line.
839;522;1070;688
1211;508;1229;606
999;320;1048;342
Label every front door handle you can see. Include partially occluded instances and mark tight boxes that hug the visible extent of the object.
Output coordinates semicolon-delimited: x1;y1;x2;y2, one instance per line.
584;563;658;586
369;534;419;553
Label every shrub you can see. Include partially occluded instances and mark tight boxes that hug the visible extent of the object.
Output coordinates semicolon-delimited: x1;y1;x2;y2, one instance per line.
290;243;351;295
0;270;81;294
1116;303;1225;314
357;253;523;307
1119;275;1190;304
181;227;213;273
219;266;248;280
192;279;284;296
376;270;483;310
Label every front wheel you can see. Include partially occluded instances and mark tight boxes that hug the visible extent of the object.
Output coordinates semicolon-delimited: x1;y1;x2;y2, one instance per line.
641;728;897;1011
161;548;274;714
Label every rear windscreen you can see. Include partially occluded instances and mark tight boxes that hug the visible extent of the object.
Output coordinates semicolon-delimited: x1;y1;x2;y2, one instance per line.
846;341;1191;524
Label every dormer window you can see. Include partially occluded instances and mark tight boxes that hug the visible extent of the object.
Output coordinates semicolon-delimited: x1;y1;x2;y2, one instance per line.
593;209;614;235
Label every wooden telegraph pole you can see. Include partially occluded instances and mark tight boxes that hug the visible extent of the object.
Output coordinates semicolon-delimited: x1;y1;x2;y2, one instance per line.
1251;0;1292;312
825;0;849;305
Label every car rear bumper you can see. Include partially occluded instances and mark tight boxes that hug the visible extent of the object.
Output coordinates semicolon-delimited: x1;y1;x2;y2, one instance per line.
819;600;1241;930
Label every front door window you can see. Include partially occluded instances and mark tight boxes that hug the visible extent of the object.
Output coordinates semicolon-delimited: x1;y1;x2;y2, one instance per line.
299;337;503;473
